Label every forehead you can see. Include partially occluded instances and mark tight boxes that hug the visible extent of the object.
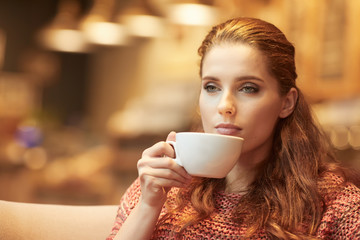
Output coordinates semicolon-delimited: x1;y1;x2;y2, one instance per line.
206;43;262;61
201;43;271;78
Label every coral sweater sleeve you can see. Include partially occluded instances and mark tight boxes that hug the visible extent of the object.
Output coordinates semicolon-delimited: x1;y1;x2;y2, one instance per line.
106;178;142;240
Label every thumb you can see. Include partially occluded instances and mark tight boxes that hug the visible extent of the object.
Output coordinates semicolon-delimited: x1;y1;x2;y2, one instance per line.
166;131;176;142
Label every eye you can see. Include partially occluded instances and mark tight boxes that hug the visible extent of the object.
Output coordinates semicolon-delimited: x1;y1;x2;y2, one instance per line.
204;83;220;93
240;83;259;93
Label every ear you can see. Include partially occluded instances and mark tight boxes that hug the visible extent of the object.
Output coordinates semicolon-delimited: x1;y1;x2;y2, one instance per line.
279;88;298;118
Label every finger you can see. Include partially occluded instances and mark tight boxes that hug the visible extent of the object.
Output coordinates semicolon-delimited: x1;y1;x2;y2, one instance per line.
138;156;192;181
155;177;190;189
166;131;176;142
142;141;175;158
140;170;190;189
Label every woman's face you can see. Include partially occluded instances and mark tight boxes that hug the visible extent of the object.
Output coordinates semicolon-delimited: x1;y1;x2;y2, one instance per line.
199;44;289;162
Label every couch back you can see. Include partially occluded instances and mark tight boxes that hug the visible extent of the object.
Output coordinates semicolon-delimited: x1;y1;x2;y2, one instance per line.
0;200;118;240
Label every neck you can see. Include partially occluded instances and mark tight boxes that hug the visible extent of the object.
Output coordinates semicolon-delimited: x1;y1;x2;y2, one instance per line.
225;147;270;193
225;163;257;193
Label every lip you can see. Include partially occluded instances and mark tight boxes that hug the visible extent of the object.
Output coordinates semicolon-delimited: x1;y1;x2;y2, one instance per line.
215;123;242;136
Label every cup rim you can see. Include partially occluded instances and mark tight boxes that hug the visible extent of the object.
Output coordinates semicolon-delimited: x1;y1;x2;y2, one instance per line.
176;132;244;141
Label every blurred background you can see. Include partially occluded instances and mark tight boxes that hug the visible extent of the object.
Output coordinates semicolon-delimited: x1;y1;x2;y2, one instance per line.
0;0;359;205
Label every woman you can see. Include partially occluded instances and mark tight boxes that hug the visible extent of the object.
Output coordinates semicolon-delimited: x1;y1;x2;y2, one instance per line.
107;17;360;239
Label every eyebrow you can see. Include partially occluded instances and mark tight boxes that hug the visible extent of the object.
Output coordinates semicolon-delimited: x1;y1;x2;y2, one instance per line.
202;75;264;82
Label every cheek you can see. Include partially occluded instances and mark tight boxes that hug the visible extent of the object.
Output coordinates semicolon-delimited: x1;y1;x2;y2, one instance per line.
242;99;282;136
199;95;215;130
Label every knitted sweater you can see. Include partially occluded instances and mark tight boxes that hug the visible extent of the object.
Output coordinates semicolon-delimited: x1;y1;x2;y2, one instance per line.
107;172;360;239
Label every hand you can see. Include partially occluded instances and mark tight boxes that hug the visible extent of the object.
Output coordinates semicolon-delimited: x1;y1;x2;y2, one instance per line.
137;131;192;208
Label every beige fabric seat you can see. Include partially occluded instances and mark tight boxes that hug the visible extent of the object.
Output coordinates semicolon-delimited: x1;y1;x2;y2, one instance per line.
0;200;118;240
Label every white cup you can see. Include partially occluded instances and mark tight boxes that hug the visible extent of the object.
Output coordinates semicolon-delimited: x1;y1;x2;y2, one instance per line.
167;132;244;178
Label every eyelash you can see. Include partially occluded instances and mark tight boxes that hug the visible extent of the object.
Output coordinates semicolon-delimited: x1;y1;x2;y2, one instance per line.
241;84;259;93
203;83;259;94
204;84;219;92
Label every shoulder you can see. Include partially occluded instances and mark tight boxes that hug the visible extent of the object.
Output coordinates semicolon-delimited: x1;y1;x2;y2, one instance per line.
317;172;360;238
319;172;360;204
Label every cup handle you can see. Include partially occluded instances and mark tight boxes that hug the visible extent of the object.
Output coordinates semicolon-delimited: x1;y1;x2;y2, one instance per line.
166;141;183;166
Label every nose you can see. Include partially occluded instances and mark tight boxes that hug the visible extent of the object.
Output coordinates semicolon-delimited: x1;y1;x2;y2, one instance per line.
218;90;236;116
